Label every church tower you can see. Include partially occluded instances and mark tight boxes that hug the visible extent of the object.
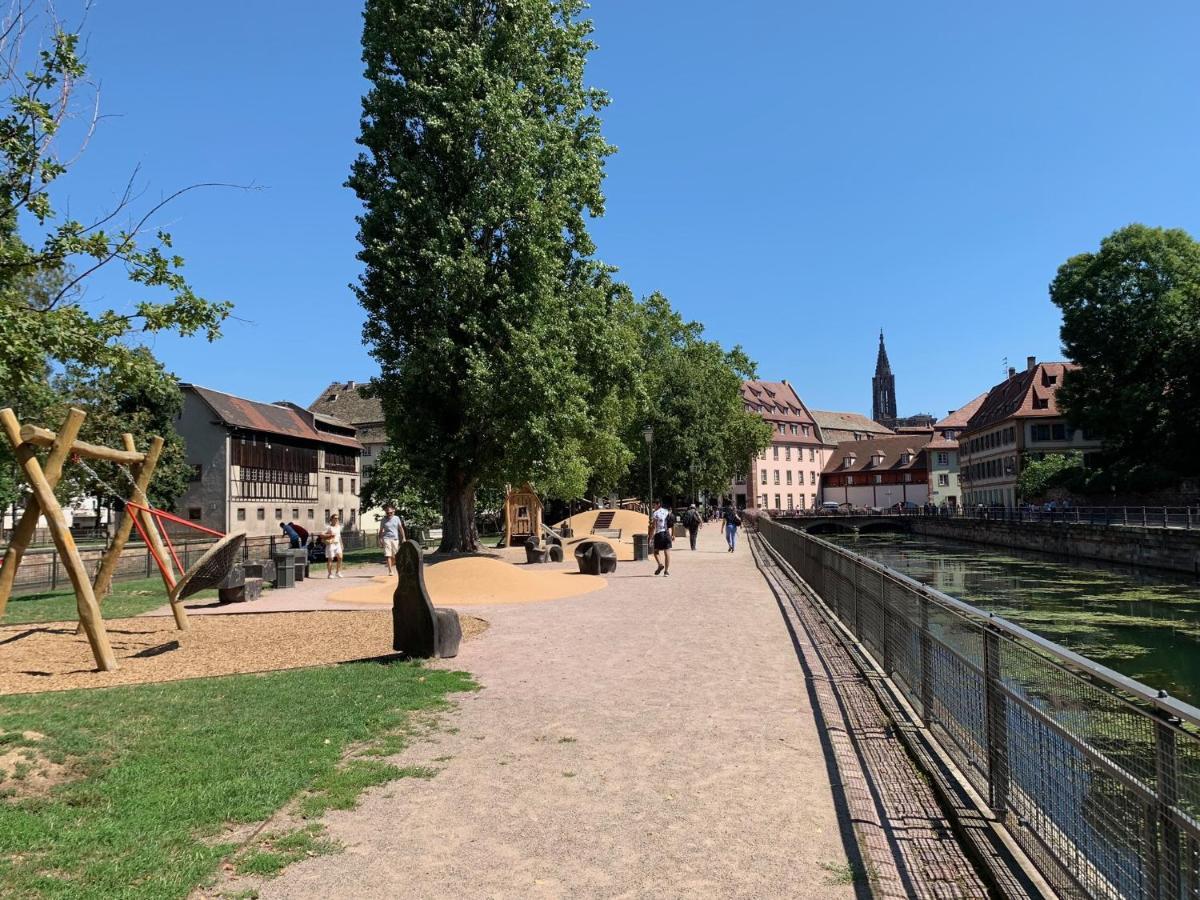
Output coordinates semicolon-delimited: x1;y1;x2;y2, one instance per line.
872;330;897;427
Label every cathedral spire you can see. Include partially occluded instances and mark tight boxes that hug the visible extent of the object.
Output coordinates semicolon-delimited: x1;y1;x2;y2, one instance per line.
872;330;897;426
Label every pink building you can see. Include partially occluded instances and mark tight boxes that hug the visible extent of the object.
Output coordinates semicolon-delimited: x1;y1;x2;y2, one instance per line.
731;380;832;512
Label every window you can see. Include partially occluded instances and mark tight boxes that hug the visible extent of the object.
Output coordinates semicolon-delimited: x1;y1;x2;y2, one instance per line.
188;507;201;521
786;471;793;485
324;509;330;522
937;452;949;466
809;448;814;462
787;494;794;510
1046;374;1058;385
325;449;357;472
324;476;331;491
773;470;780;485
802;424;811;437
810;471;815;485
760;450;767;461
292;508;300;519
339;509;344;523
307;509;314;519
846;475;855;485
811;494;817;507
938;474;950;486
773;446;779;460
351;479;356;494
759;494;767;507
257;508;265;520
1052;423;1066;441
337;478;344;493
873;474;882;484
189;464;202;482
777;423;785;433
1031;424;1051;442
790;424;798;435
784;447;791;461
236;508;246;522
275;508;283;519
760;470;767;485
903;473;912;483
362;445;372;457
1033;397;1049;410
773;494;781;509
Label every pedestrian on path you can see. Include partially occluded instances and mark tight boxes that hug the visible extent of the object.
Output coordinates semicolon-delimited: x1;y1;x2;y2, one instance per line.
723;504;742;552
378;503;407;575
682;503;702;550
322;514;345;578
649;498;674;575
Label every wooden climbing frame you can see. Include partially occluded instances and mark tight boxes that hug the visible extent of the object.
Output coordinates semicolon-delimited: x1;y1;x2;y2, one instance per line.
0;406;183;672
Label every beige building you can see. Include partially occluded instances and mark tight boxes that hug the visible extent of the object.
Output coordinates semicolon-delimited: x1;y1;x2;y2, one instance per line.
309;381;389;525
175;385;363;538
926;393;987;510
958;358;1103;508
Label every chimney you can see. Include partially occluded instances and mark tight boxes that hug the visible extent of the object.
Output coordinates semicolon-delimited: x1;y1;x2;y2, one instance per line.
781;378;789;385
1008;367;1016;378
1026;356;1036;372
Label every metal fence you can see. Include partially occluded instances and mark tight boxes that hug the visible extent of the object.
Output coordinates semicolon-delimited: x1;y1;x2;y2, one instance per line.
758;517;1200;900
776;506;1200;529
1;531;374;596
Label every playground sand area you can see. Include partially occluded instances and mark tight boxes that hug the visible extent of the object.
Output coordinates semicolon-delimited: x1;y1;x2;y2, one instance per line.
553;508;646;562
329;554;607;606
0;611;489;696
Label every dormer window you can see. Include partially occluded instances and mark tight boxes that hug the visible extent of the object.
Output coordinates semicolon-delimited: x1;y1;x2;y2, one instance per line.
870;453;884;467
1033;397;1049;410
843;454;856;468
900;452;912;465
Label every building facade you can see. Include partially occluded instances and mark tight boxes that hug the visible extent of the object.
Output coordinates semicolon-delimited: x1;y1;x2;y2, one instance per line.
821;435;930;508
175;385;363;538
925;393;987;510
958;358;1103;508
810;409;896;445
733;380;831;512
309;381;388;525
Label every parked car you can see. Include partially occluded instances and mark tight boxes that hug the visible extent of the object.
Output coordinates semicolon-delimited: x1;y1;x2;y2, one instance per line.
891;501;919;512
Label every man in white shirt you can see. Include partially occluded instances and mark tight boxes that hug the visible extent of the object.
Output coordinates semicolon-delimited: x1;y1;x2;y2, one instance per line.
649;498;673;576
378;503;407;575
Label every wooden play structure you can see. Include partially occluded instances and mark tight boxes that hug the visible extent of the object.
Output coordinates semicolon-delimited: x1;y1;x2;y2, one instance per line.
0;406;244;672
503;482;543;547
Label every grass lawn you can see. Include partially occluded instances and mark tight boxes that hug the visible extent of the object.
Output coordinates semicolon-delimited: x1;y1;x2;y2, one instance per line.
1;578;197;627
0;660;474;899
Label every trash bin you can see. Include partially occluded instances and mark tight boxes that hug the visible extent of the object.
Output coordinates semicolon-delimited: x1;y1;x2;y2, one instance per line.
632;533;648;561
291;548;308;581
272;550;295;589
560;524;574;538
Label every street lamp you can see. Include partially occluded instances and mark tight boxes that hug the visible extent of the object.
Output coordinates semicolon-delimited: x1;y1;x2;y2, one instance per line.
642;425;654;509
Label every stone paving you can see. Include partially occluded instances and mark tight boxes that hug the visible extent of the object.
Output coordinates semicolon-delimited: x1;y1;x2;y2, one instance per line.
254;525;864;899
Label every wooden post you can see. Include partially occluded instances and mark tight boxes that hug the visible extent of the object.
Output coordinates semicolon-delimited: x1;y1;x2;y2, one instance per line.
124;435;188;631
0;407;86;615
0;409;117;672
92;434;166;600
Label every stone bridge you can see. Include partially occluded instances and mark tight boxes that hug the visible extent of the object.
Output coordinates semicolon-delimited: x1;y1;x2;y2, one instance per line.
773;514;914;535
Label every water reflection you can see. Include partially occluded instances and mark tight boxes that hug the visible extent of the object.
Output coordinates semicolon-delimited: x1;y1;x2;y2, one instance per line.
824;532;1200;705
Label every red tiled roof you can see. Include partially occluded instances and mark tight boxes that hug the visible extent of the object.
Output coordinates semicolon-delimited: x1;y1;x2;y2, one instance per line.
961;363;1078;437
742;380;829;443
821;435;929;474
184;385;363;450
936;392;988;430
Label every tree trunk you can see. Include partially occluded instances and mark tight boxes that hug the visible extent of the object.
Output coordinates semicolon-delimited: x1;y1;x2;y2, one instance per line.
439;473;479;553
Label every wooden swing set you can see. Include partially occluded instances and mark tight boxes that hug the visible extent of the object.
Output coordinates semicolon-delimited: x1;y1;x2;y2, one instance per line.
0;406;245;672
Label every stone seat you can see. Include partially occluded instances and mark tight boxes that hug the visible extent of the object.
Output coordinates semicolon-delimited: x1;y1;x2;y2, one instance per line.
219;577;263;604
573;540;617;575
524;536;549;564
393;540;461;659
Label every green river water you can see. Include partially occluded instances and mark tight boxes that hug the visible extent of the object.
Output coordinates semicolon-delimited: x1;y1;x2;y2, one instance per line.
823;531;1200;706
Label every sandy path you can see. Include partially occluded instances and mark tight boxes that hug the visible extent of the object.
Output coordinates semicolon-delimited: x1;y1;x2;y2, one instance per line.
260;526;857;899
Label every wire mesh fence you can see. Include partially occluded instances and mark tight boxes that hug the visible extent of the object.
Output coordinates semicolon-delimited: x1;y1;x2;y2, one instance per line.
1;531;374;596
758;516;1200;900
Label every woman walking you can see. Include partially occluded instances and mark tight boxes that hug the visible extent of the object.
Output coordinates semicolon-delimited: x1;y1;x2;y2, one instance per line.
323;513;345;578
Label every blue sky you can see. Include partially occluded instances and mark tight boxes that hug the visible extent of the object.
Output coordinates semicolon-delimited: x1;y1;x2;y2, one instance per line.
53;1;1200;420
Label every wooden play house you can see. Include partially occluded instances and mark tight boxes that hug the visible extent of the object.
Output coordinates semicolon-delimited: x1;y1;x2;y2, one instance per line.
504;483;543;546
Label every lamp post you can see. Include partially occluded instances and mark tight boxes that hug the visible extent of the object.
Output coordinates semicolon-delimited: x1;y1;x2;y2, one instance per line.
643;425;654;510
689;459;697;506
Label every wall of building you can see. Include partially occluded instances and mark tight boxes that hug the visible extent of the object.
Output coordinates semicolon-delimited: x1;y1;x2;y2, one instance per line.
748;442;827;511
910;517;1200;577
821;478;929;509
927;448;960;508
175;391;231;533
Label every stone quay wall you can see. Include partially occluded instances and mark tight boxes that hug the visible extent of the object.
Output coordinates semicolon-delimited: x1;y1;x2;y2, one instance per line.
909;517;1200;577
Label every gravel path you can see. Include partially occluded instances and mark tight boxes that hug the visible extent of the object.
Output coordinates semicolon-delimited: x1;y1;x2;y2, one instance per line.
260;526;859;899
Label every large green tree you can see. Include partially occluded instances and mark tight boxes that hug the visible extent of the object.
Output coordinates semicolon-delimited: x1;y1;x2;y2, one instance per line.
1050;224;1200;485
349;0;632;551
621;293;773;502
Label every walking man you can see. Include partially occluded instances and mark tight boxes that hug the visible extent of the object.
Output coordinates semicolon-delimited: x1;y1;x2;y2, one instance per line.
683;503;701;550
723;504;742;552
322;513;345;578
649;498;673;575
378;503;407;576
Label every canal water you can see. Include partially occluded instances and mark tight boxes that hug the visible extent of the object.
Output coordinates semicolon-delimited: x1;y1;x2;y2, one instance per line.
823;531;1200;706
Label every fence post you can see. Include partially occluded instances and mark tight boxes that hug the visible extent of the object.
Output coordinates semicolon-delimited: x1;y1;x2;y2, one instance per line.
880;569;892;675
852;566;862;639
982;625;1010;815
1143;507;1148;528
1154;716;1181;898
51;550;58;590
919;595;934;720
1163;507;1169;528
1124;506;1129;526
